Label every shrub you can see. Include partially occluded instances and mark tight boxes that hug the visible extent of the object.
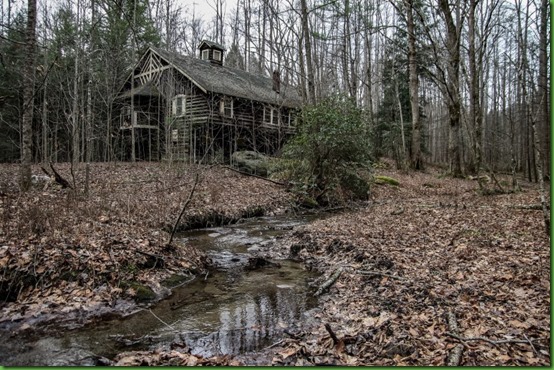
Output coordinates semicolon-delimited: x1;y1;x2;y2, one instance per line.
275;95;372;205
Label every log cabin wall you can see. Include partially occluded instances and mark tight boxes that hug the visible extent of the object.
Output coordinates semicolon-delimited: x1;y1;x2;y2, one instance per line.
118;45;300;163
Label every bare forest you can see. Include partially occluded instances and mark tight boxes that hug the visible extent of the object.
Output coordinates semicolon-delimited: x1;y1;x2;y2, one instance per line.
0;0;550;366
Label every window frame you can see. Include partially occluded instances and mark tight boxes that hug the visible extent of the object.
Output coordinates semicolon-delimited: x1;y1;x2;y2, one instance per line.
172;94;187;117
219;97;234;118
213;50;222;61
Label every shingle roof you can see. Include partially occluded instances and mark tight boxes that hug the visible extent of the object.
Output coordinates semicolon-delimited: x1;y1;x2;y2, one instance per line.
150;47;302;108
198;40;225;51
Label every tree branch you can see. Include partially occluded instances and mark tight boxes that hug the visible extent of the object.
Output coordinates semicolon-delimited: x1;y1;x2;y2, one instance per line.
168;172;200;246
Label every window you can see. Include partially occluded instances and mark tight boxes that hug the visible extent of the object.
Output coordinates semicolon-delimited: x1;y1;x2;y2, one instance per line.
263;106;276;125
172;94;186;116
171;129;179;143
201;49;209;61
219;98;233;118
213;50;222;61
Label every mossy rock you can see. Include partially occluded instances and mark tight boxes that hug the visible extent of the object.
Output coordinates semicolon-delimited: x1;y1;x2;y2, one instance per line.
298;196;319;208
339;170;370;200
374;175;400;186
231;150;271;176
124;281;157;302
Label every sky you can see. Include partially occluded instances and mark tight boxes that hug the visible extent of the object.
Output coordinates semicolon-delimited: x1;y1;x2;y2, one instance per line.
179;0;218;21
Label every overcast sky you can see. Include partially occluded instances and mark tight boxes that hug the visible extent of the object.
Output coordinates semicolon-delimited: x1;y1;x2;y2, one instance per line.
179;0;218;21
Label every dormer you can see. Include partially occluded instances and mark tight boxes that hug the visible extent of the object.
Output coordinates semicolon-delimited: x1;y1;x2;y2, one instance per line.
199;40;225;66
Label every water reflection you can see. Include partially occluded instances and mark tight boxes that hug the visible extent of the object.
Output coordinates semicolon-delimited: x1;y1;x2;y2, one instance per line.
164;261;316;357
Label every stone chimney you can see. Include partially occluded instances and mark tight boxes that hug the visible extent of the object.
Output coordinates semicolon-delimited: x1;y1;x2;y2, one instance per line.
272;70;280;93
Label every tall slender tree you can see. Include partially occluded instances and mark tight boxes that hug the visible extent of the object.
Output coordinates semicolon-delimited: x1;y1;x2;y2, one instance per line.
19;0;37;191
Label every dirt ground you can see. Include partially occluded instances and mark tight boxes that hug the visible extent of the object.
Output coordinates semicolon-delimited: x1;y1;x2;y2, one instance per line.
265;161;551;366
0;162;293;332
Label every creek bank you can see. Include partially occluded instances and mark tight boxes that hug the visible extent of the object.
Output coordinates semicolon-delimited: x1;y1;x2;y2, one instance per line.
256;165;550;366
0;213;321;366
0;163;294;335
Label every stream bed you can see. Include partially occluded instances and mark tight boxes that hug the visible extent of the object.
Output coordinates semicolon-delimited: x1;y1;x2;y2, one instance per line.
0;214;320;366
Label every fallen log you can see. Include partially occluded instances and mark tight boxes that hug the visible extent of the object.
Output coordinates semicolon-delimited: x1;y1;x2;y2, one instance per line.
314;267;343;297
446;311;464;366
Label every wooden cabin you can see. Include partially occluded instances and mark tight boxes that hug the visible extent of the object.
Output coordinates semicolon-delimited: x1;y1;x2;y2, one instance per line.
117;41;302;162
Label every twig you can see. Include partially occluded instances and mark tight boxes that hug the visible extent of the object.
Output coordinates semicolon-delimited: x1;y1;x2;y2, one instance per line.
357;270;406;280
263;339;286;351
148;309;174;330
446;332;535;347
314;267;343;296
523;334;538;355
169;274;196;289
508;204;549;211
168;172;200;246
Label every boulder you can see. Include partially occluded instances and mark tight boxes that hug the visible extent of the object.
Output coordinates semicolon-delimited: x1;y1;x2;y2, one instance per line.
231;150;271;176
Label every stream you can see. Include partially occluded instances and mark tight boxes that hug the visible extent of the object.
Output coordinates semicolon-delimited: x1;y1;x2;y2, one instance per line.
0;214;320;366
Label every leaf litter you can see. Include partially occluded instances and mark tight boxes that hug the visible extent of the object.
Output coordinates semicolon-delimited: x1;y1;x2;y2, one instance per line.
0;162;292;335
0;160;550;366
263;162;550;366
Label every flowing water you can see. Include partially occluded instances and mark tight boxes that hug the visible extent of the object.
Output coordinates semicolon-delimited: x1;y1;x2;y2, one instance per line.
0;214;320;365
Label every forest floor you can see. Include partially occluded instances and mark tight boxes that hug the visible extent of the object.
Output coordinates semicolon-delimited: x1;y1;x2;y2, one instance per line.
0;160;550;366
111;160;550;366
0;162;293;333
260;160;550;366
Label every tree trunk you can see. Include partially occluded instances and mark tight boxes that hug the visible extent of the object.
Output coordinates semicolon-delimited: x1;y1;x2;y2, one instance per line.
406;0;422;170
19;0;37;191
468;0;482;176
439;0;463;177
537;0;549;177
300;0;316;104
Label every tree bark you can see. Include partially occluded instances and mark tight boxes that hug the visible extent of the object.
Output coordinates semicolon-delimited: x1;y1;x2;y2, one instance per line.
19;0;37;191
439;0;464;177
405;0;422;170
300;0;316;104
537;0;549;176
468;0;482;175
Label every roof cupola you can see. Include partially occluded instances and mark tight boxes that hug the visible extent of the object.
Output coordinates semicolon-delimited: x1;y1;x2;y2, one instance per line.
198;40;225;66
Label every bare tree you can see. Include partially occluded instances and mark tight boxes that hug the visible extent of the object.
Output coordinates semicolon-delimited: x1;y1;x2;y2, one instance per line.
20;0;37;191
405;0;422;170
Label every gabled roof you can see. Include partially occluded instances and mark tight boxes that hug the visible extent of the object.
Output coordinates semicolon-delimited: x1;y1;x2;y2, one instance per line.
198;40;225;51
149;47;302;108
119;80;159;98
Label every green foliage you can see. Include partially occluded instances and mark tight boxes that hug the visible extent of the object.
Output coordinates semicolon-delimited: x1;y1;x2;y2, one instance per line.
277;95;372;205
